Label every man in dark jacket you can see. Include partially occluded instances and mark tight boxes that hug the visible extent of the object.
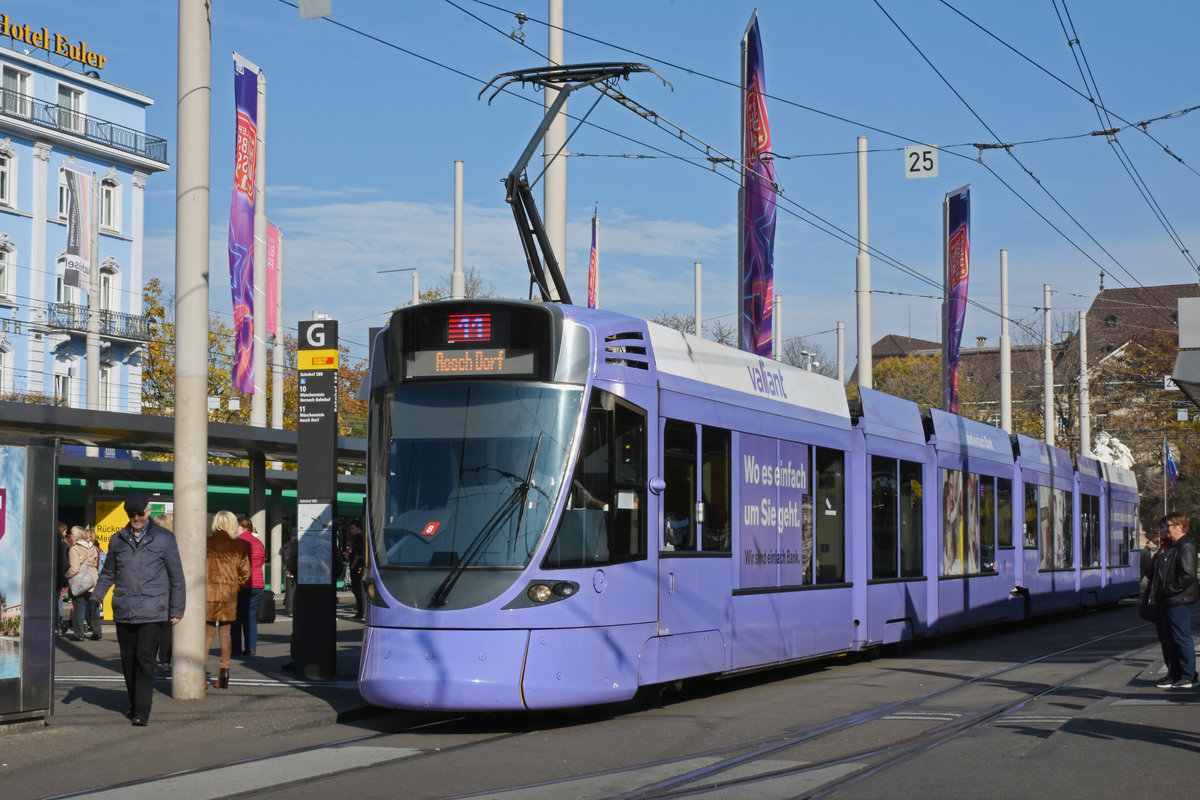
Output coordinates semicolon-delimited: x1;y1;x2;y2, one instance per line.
90;493;186;725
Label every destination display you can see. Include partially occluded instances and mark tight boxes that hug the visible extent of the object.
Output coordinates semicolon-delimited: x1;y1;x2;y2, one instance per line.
406;347;536;379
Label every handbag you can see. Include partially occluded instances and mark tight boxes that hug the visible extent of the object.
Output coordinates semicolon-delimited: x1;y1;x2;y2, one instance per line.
1139;572;1162;623
69;568;96;597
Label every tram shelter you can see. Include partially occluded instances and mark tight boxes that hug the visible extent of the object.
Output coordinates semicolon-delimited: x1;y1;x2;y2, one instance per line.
0;398;365;595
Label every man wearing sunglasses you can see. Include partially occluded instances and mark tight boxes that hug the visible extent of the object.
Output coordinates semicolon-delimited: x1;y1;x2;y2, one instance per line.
90;493;186;726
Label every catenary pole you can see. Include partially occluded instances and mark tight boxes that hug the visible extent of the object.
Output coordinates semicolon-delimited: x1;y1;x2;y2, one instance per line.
856;136;871;389
174;0;211;700
1043;283;1054;446
251;65;267;427
544;0;566;280
999;249;1012;433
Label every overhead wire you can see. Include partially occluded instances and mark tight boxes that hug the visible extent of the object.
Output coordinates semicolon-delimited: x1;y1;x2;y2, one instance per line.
463;0;1196;313
1051;0;1197;277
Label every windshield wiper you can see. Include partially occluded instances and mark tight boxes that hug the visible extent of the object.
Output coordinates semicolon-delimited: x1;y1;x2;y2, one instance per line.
430;434;543;607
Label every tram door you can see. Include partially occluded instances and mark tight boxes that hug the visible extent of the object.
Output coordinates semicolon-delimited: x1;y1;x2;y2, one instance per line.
658;419;732;642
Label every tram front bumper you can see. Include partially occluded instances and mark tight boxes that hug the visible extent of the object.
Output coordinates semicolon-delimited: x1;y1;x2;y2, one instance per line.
359;626;530;711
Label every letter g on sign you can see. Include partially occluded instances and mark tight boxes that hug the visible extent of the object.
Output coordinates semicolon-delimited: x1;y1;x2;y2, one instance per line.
305;323;326;348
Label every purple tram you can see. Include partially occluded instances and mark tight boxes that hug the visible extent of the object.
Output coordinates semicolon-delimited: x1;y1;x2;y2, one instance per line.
355;298;1142;711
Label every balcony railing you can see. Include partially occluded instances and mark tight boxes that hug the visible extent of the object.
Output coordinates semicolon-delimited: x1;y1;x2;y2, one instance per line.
0;88;168;164
45;302;151;341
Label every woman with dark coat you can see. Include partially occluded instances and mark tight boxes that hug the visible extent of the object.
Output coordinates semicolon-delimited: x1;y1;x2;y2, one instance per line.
1150;511;1199;689
206;511;250;689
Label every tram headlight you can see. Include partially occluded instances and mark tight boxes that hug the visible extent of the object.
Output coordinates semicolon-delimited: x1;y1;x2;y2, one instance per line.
505;580;581;609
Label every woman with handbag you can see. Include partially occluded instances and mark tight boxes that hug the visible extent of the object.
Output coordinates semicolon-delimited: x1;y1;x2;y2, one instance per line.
1150;511;1199;689
65;525;100;641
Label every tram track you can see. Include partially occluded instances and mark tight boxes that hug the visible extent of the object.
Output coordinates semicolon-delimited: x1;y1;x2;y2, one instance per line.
420;621;1155;800
46;621;1159;800
610;622;1155;800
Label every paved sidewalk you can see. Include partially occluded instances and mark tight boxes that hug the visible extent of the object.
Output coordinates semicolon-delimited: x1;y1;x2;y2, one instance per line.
1;596;376;800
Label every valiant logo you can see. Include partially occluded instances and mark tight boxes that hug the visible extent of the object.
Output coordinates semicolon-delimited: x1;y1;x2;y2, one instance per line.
747;359;787;399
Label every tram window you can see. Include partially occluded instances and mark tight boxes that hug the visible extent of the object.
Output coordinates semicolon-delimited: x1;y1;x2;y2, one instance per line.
1107;500;1133;567
965;472;981;573
613;401;647;559
814;447;845;584
1038;485;1051;569
700;426;731;553
942;469;964;576
1081;494;1100;568
1023;483;1038;549
545;390;647;568
1053;487;1072;570
899;460;923;578
870;456;898;580
997;478;1013;548
979;476;995;572
663;419;697;552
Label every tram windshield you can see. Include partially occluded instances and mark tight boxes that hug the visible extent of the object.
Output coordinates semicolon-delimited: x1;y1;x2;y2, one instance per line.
371;382;583;572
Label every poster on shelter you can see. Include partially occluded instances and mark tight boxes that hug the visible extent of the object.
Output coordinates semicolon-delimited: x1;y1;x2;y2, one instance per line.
0;445;28;680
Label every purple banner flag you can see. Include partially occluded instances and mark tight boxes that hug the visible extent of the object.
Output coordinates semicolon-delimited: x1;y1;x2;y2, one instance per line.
740;15;776;357
228;55;257;394
943;186;970;413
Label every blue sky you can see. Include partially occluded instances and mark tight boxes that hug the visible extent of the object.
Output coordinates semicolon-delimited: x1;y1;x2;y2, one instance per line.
18;0;1200;369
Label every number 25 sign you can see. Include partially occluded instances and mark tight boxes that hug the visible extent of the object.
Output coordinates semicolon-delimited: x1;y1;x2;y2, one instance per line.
904;145;938;179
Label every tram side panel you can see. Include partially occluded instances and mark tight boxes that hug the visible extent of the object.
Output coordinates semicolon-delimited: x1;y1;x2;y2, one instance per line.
1076;454;1105;607
1014;435;1081;615
1101;461;1140;603
926;409;1023;632
855;388;935;647
729;426;858;670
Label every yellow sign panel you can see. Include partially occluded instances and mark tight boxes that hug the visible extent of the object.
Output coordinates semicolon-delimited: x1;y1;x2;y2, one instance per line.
93;500;127;620
299;348;339;370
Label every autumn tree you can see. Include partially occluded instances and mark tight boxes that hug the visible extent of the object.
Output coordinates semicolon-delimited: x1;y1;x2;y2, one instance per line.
781;336;837;379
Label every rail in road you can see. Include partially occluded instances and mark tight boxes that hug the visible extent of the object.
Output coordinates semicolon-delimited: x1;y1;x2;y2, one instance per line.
37;604;1199;800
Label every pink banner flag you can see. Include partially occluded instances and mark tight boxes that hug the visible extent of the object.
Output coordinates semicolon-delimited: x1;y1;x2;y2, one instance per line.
267;223;280;336
587;206;598;309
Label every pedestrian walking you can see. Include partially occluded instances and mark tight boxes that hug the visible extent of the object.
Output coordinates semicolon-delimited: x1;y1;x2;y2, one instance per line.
206;511;249;689
89;493;185;726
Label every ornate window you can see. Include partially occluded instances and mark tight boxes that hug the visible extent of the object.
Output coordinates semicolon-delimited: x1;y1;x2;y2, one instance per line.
0;137;16;207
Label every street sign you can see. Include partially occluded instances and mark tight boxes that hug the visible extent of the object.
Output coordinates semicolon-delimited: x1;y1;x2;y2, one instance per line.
905;145;939;179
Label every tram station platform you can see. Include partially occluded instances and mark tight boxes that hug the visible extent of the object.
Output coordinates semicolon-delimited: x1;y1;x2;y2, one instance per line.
2;593;376;800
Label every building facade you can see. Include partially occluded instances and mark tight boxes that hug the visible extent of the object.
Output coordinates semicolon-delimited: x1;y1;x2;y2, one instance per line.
0;27;167;412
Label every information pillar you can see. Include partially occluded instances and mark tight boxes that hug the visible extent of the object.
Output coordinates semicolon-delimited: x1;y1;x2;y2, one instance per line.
295;319;338;679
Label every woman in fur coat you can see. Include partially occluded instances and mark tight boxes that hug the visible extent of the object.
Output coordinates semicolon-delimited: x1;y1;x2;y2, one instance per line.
206;511;250;688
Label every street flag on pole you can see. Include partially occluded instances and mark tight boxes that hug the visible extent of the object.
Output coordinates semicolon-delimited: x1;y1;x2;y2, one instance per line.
1167;439;1179;487
267;222;280;336
942;185;970;414
587;204;598;309
739;13;776;357
61;161;93;290
229;54;258;394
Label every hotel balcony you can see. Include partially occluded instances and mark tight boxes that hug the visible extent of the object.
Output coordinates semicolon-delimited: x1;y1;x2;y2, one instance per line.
45;302;151;342
0;88;167;164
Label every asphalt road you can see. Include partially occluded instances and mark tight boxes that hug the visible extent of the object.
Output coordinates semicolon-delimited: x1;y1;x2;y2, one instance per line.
5;598;1196;800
